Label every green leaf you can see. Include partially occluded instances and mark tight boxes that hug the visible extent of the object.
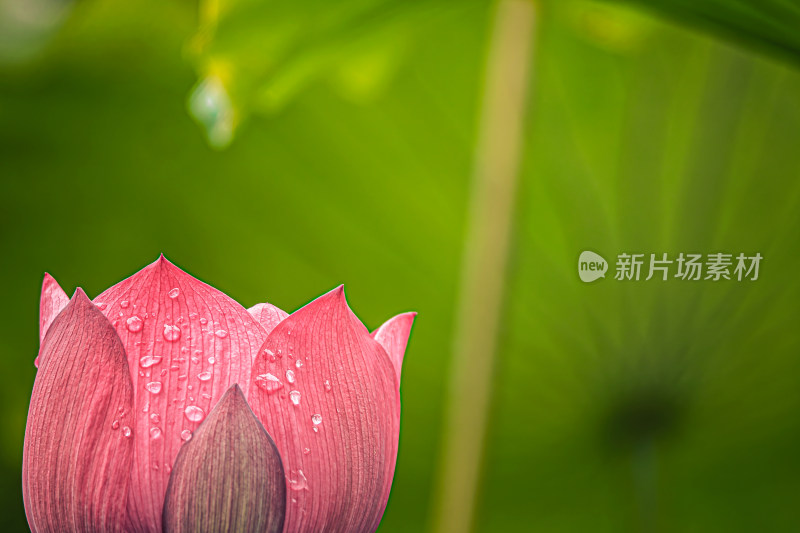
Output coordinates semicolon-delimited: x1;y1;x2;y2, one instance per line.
611;0;800;65
186;0;454;148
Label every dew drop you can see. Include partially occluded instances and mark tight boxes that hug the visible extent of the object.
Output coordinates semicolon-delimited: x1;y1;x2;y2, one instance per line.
150;427;162;439
96;302;107;311
255;373;283;393
286;369;295;384
111;420;120;430
150;413;161;424
191;357;200;364
295;359;303;369
214;329;228;338
208;356;216;365
163;324;181;342
139;355;163;368
168;288;180;299
289;390;301;406
181;429;193;441
121;300;130;308
288;470;308;491
126;316;143;332
184;405;205;422
145;381;162;394
303;447;311;455
199;317;208;325
324;379;332;392
122;426;132;437
198;371;212;381
311;414;322;426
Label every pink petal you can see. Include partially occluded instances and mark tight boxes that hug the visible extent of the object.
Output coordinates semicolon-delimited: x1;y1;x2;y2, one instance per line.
248;302;289;336
248;286;399;533
371;312;416;388
93;255;269;532
23;288;135;532
163;384;286;533
36;273;70;365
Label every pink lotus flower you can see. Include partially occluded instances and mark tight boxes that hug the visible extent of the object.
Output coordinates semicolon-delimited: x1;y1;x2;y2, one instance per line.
23;256;415;532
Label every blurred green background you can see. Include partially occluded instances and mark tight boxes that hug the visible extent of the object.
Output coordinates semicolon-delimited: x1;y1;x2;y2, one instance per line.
1;0;799;531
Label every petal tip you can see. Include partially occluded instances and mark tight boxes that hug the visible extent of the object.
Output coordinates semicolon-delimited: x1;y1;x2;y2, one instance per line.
71;287;90;302
333;284;345;298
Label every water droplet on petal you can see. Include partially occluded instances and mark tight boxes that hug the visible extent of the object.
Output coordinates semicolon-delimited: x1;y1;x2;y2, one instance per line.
181;429;193;441
122;426;132;437
295;359;303;369
311;414;322;426
139;355;163;368
208;356;216;365
214;329;228;338
96;302;107;311
163;324;181;342
303;447;311;455
199;317;208;325
168;288;180;299
198;371;212;381
288;470;308;491
150;427;162;439
286;369;295;384
255;373;283;393
121;300;130;308
111;420;120;430
289;390;301;405
184;405;205;422
126;316;143;332
150;413;161;424
324;379;332;392
145;381;162;394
